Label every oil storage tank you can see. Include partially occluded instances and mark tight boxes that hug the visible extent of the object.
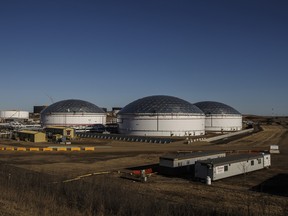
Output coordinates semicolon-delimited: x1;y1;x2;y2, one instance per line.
41;99;106;127
194;101;242;132
117;95;205;136
0;110;29;120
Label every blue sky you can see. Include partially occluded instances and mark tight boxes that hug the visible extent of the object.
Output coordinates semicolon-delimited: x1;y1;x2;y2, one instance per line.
0;0;287;115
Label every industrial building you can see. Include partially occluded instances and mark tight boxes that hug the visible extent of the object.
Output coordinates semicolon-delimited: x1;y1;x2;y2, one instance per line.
159;151;226;175
40;99;106;127
194;101;242;132
195;153;271;181
17;130;46;143
33;105;48;114
45;126;75;139
0;110;29;121
117;95;205;137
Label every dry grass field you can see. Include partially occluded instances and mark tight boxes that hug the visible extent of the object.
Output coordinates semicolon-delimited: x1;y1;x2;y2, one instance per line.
0;118;288;215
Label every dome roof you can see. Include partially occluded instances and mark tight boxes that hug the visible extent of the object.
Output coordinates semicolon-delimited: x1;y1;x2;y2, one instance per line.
119;95;204;114
194;101;241;115
41;99;105;114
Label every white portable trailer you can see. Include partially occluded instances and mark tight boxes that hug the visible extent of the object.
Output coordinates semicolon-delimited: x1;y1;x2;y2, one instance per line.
195;153;271;181
159;151;226;175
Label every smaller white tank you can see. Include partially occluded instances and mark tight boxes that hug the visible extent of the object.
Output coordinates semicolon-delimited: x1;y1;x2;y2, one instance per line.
194;101;242;132
0;110;29;119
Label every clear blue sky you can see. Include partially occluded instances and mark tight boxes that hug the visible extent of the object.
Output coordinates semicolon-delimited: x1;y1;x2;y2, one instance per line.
0;0;287;116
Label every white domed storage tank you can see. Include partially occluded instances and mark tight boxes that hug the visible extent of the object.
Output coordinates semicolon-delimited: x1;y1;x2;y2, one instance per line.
0;110;29;120
117;95;205;137
41;99;106;127
194;101;242;132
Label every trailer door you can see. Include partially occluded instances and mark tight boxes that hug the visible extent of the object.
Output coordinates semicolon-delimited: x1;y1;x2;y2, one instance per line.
263;155;271;167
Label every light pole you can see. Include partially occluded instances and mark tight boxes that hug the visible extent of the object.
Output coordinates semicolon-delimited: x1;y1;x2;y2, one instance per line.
153;110;159;131
157;112;159;131
65;108;70;126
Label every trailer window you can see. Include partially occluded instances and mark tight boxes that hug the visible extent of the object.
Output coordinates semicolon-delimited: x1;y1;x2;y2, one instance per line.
251;160;254;166
258;158;261;164
224;165;228;171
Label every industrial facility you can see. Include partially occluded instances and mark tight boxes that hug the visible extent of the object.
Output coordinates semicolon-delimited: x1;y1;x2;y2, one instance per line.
194;101;242;132
40;99;106;128
194;153;271;181
117;95;206;137
1;97;245;140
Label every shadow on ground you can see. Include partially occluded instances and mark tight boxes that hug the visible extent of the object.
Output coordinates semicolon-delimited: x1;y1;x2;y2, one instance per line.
125;163;194;180
250;173;288;197
126;163;160;172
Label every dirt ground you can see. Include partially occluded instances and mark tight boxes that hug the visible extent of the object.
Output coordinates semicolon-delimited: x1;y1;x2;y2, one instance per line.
1;120;288;215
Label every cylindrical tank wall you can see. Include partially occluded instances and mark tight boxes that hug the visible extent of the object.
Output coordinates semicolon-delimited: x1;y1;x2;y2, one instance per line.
41;113;106;126
118;114;205;136
0;110;29;119
205;115;242;132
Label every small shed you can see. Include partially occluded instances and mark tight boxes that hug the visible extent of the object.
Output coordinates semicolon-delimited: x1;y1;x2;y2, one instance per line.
195;153;271;181
269;145;280;154
159;151;226;175
45;126;75;139
17;130;46;143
